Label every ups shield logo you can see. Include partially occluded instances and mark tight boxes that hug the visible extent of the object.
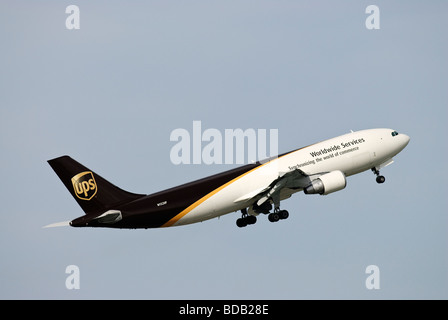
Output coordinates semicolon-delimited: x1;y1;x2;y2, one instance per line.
71;171;97;200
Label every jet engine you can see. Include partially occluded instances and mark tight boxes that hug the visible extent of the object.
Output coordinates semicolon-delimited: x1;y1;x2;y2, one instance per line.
304;170;346;195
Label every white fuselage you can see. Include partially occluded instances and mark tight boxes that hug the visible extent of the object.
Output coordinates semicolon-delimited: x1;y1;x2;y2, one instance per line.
173;128;410;226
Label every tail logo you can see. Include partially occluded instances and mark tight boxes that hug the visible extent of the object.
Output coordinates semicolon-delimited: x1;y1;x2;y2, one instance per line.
71;171;97;200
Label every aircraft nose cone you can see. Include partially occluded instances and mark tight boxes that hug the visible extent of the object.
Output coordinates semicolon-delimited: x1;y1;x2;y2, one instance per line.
402;134;410;147
397;133;410;152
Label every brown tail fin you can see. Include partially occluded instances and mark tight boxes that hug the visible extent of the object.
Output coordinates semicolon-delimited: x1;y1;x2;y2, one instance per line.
48;155;145;215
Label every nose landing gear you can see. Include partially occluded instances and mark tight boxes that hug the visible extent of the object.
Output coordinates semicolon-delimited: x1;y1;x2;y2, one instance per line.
371;167;385;184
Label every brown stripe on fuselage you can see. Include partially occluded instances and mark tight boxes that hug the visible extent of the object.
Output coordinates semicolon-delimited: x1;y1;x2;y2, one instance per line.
114;162;263;228
158;145;314;227
110;145;313;228
160;162;267;227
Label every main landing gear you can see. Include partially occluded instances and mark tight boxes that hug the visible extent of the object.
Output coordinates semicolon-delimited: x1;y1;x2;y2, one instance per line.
236;207;289;228
268;209;289;223
236;208;257;228
371;167;386;184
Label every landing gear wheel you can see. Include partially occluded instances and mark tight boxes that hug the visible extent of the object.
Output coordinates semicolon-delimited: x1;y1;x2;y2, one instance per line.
376;175;385;184
236;218;247;228
268;212;280;222
279;210;289;220
246;215;257;225
372;167;386;184
236;208;257;228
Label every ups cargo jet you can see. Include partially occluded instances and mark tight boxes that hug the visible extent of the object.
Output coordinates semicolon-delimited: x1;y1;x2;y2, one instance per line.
46;128;410;229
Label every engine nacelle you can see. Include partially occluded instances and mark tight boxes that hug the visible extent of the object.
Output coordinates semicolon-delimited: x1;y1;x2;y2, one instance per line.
304;170;346;195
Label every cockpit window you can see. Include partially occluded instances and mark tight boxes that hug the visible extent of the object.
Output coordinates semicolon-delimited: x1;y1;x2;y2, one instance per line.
391;131;399;137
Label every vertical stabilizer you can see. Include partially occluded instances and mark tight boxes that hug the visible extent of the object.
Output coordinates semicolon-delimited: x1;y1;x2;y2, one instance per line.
48;156;145;215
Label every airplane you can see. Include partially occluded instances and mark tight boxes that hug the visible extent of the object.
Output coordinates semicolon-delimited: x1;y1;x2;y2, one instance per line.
45;128;410;229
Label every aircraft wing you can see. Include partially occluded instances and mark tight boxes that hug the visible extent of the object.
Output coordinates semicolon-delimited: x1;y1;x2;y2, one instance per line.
255;169;317;207
235;169;324;209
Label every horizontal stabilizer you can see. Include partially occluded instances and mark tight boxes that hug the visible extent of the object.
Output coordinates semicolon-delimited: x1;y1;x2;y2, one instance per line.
93;210;122;224
43;221;71;228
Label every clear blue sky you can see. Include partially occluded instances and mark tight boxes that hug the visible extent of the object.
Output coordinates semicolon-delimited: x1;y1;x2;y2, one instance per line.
1;1;446;299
